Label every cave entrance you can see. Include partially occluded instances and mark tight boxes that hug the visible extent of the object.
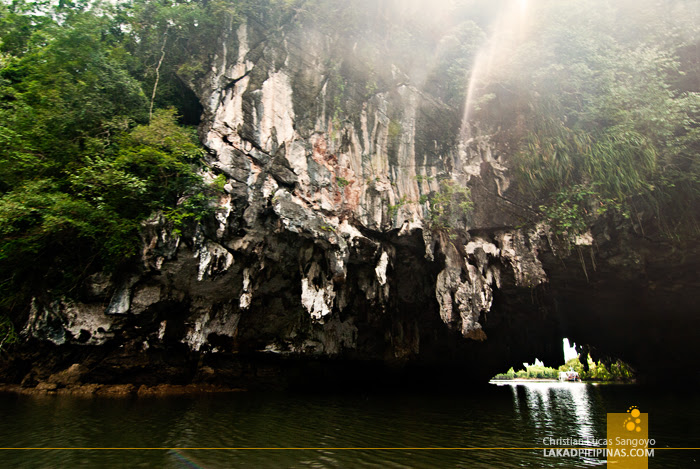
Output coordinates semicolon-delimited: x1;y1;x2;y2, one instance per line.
490;338;635;382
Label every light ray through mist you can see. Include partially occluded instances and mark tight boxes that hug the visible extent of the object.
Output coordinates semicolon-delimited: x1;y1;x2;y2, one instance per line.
461;0;532;137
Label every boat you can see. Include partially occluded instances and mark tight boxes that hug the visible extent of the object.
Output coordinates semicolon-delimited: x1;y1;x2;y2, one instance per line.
558;369;580;382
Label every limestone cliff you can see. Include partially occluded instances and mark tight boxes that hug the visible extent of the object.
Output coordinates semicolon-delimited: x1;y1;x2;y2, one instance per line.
5;4;699;390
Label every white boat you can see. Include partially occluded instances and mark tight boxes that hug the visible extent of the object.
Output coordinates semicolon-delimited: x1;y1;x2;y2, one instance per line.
558;369;580;382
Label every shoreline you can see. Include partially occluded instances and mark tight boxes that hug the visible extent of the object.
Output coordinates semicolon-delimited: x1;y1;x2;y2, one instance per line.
0;383;246;397
490;379;635;384
490;378;559;383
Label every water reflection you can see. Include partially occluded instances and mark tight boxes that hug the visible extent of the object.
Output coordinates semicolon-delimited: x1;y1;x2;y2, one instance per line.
497;381;605;444
1;385;698;468
569;384;595;441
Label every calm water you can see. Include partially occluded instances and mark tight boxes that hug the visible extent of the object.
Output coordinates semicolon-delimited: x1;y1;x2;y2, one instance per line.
0;382;698;468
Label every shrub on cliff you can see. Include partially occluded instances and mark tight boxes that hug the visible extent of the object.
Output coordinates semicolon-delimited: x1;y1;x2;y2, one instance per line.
426;179;474;233
466;0;700;240
0;2;212;318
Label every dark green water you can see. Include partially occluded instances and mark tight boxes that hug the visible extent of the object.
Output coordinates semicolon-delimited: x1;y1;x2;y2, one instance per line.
0;382;698;468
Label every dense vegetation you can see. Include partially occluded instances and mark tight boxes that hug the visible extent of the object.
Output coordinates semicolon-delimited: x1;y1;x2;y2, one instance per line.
470;0;700;239
0;0;252;322
492;356;635;382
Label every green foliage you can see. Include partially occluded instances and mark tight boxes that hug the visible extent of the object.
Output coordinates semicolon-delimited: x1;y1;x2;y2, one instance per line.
330;62;346;123
387;120;402;140
475;0;700;240
425;20;485;103
0;9;147;162
559;356;634;382
0;314;18;354
0;109;209;313
0;3;213;317
414;175;435;184
492;355;635;381
516;124;657;201
492;364;559;380
211;174;228;192
336;176;350;188
539;184;628;237
164;192;214;236
426;179;473;231
387;196;408;219
128;108;204;160
494;367;516;380
122;0;246;107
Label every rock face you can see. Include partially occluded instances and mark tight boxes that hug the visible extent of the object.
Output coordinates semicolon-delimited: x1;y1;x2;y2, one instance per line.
4;9;699;390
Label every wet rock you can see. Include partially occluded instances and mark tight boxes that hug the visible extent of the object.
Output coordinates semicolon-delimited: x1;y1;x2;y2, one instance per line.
35;382;58;392
136;384;244;396
47;364;85;386
23;298;114;346
95;384;137;396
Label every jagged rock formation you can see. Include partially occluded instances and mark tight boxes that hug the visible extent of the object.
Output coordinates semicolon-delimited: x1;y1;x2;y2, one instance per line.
5;9;699;391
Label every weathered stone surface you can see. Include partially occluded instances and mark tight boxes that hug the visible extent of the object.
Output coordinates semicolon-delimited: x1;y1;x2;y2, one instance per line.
23;299;114;346
3;12;698;390
130;285;162;315
47;364;85;386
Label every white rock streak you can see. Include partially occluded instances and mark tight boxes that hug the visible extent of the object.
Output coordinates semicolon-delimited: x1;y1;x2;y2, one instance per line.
375;251;389;286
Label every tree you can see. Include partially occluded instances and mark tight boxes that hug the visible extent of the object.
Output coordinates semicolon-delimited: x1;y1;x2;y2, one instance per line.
0;2;213;318
469;0;700;239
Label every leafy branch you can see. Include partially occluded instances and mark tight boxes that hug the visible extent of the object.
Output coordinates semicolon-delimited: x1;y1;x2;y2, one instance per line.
425;179;473;232
0;315;18;355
